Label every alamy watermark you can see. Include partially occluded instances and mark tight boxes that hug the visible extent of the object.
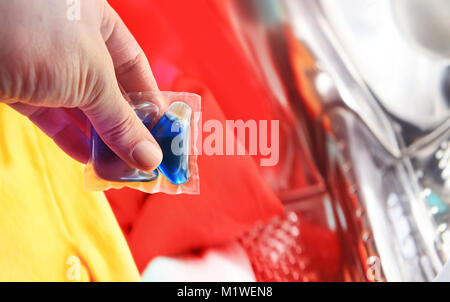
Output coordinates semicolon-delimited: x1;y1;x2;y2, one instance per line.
66;0;81;21
366;256;382;282
66;255;81;281
171;113;280;167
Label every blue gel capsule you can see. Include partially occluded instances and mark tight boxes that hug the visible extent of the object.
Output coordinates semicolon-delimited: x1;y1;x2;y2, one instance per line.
91;103;159;182
151;102;192;185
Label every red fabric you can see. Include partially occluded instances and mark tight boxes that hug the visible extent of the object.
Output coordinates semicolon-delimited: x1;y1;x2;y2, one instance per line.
104;0;288;272
136;80;285;271
106;187;147;234
109;0;321;194
241;213;342;282
108;0;275;121
107;76;284;272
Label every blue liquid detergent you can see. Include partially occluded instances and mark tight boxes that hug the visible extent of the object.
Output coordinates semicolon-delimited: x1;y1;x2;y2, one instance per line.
91;104;159;182
151;102;192;185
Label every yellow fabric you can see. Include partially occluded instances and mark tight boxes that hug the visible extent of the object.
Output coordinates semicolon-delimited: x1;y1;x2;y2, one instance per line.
0;104;140;281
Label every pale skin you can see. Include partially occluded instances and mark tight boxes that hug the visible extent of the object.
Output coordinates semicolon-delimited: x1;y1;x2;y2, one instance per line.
0;0;163;171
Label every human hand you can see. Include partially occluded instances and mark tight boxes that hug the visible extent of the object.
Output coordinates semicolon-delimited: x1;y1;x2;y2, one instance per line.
0;0;163;171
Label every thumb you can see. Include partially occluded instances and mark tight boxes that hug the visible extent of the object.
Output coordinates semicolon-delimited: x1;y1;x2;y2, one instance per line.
82;85;162;172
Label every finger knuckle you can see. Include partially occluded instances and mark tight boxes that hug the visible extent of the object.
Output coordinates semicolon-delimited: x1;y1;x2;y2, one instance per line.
101;112;137;147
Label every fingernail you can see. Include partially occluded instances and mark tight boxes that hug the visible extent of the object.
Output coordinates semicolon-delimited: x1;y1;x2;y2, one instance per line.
132;140;162;171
